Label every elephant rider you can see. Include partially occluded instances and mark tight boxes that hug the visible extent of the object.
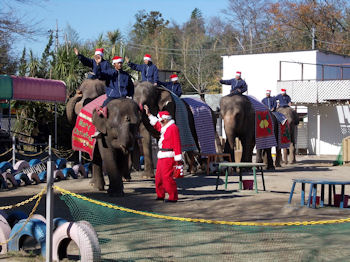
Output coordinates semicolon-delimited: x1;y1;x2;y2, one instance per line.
262;90;277;111
144;105;183;203
125;54;159;86
157;74;182;97
91;55;134;138
276;89;292;108
74;47;112;79
220;71;248;96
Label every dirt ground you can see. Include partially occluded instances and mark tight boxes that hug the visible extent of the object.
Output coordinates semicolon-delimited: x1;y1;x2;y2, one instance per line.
1;154;350;223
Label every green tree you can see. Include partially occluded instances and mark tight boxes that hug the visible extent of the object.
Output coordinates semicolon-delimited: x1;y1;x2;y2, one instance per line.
38;32;54;78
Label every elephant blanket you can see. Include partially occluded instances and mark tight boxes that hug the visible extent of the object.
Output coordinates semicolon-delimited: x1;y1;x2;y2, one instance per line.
182;98;216;154
72;94;107;159
278;121;291;149
168;93;198;152
247;96;277;149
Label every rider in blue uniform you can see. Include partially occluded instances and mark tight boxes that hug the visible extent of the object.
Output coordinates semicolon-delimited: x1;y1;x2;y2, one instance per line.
262;90;277;111
125;54;159;86
276;89;292;108
219;71;247;95
157;74;182;97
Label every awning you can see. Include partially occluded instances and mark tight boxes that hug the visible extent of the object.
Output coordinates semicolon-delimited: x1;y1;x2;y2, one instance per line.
0;75;66;103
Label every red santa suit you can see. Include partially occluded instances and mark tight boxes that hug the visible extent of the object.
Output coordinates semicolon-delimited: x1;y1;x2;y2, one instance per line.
149;111;182;201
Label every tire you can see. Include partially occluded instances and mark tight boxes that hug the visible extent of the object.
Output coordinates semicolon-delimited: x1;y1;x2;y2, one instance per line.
0;214;11;254
0;162;13;173
83;163;91;177
55;158;67;170
61;168;77;179
13;160;29;172
27;172;41;184
31;214;46;223
77;221;101;259
72;164;87;178
53;170;65;181
1;172;18;189
29;159;41;167
0;211;8;220
14;173;32;186
53;218;68;231
8;218;46;257
38;171;47;182
7;210;28;228
52;222;101;262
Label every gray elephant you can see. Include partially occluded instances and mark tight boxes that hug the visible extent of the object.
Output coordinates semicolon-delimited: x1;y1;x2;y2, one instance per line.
276;107;299;164
66;79;141;196
220;95;280;169
134;81;217;175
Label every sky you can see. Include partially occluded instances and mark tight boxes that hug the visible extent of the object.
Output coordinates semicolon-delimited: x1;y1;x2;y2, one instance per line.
9;0;229;57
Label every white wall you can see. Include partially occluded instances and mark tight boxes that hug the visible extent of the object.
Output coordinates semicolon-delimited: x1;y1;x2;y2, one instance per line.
308;105;350;155
221;50;318;100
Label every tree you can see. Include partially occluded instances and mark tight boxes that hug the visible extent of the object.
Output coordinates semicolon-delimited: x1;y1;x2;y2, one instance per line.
38;32;54;78
107;29;121;57
18;47;27;76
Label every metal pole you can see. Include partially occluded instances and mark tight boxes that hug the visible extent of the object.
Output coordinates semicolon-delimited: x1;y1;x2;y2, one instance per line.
79;151;82;164
54;103;57;149
12;136;15;167
46;135;53;262
8;102;11;134
316;109;321;156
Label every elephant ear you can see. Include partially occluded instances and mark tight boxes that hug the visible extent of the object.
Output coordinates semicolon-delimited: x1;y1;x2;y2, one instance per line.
158;90;175;118
92;108;107;134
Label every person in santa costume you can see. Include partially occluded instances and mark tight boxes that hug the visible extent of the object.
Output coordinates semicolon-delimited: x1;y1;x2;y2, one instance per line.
157;74;182;97
74;47;112;79
125;54;159;86
144;105;183;202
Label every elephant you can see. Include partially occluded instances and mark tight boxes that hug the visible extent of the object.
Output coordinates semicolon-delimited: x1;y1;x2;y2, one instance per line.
276;107;299;165
220;94;280;169
133;81;218;175
66;79;141;196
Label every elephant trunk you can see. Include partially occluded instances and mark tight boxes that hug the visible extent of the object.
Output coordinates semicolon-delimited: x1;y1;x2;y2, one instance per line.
66;95;83;124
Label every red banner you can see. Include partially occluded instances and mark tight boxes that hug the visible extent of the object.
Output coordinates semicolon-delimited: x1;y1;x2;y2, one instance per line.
72;108;97;160
256;111;273;138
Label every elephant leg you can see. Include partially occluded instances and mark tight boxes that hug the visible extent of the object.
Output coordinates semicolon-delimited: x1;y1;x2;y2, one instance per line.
106;156;124;197
90;147;105;191
186;151;197;174
283;148;288;164
289;142;297;164
140;124;155;178
240;137;254;163
256;149;263;163
225;136;236;163
275;148;282;167
264;148;275;170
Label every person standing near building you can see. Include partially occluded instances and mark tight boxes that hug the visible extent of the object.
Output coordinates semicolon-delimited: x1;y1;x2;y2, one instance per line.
276;89;292;108
157;74;182;97
219;71;248;95
262;90;277;111
125;54;159;86
74;47;112;79
144;105;183;203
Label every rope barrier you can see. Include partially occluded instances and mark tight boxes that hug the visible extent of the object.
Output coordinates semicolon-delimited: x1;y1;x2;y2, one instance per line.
81;155;92;161
17;146;49;157
53;186;350;227
0;188;46;210
0;148;12;157
0;188;45;246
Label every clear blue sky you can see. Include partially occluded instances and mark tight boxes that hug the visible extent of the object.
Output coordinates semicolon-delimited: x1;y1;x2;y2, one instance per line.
11;0;229;57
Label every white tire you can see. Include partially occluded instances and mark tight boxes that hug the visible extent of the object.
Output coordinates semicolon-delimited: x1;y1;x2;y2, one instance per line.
13;160;29;172
27;172;40;184
31;214;46;223
52;222;101;262
2;172;18;188
0;214;11;254
77;221;101;259
53;170;65;180
72;164;87;178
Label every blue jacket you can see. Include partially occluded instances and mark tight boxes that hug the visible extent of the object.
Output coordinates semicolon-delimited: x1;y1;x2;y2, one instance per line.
220;78;247;94
77;54;112;79
94;65;134;99
276;94;291;107
158;81;182;97
128;62;159;84
262;96;277;111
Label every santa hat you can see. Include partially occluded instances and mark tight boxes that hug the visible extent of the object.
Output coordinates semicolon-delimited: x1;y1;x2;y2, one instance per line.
236;71;241;77
281;88;287;93
170;74;178;81
144;54;152;61
266;90;271;94
95;48;104;56
112;56;124;64
157;111;172;121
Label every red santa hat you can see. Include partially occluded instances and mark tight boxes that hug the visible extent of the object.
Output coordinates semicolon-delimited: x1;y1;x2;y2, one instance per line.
281;88;287;93
112;56;124;64
170;74;178;81
144;54;152;61
157;111;172;121
95;48;104;56
236;71;241;77
266;90;271;94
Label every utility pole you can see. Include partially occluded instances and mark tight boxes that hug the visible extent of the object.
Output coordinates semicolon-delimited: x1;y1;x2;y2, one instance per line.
249;27;253;54
312;27;316;50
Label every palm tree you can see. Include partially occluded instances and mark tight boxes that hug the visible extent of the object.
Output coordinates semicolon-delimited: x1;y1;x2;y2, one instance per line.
107;30;121;57
28;50;39;77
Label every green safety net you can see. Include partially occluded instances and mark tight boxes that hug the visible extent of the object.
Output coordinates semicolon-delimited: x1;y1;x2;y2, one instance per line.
333;144;343;166
60;193;350;262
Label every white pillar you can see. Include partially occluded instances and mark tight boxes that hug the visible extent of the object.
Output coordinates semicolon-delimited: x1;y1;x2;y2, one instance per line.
12;136;15;167
54;103;57;149
316;108;321;156
46;135;53;262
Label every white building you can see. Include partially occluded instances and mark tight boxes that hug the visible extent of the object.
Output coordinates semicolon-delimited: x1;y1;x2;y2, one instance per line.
221;50;350;155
